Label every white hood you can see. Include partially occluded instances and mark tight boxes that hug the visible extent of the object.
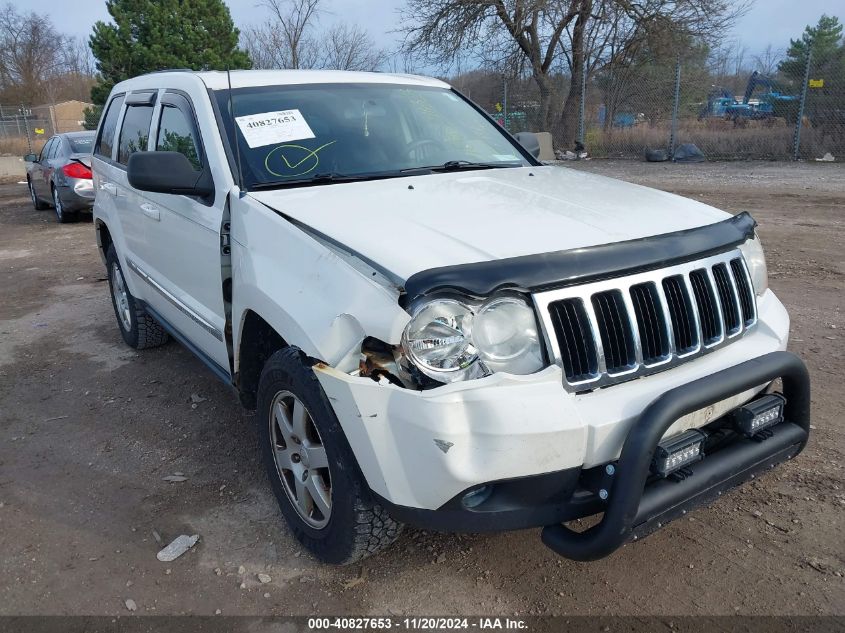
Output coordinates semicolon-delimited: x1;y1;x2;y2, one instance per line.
248;165;730;282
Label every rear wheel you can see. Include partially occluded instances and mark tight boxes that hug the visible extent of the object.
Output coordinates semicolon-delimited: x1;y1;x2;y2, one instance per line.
257;347;402;564
52;186;75;223
29;178;48;210
106;245;169;349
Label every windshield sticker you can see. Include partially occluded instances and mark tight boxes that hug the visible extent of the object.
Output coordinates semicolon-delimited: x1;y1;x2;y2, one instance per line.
264;140;337;177
493;154;519;162
235;109;315;148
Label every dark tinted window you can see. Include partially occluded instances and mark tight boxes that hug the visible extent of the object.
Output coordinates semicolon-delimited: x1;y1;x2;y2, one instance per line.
95;94;124;159
156;103;202;170
68;135;95;153
117;105;154;165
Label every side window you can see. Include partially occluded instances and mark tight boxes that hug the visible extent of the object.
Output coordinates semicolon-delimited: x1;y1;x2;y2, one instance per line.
39;138;55;161
156;102;203;170
117;105;154;166
50;138;64;159
95;95;125;160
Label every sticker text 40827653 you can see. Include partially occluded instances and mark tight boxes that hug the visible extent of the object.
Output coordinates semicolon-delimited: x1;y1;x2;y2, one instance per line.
244;112;298;129
235;109;316;148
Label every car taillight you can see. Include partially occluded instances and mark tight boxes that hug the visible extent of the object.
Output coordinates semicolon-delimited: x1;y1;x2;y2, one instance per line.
62;162;92;179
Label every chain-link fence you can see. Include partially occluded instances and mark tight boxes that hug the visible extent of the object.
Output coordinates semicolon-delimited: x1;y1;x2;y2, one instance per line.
0;104;57;155
0;100;95;156
495;46;844;162
796;49;845;161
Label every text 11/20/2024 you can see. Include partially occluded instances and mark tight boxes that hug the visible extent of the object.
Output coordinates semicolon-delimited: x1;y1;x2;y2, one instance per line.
307;617;529;630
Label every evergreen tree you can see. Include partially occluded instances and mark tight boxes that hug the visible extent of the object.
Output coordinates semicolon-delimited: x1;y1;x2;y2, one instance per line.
778;14;843;78
88;0;251;105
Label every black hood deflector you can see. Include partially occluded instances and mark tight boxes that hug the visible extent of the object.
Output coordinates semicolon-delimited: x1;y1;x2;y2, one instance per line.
403;212;757;301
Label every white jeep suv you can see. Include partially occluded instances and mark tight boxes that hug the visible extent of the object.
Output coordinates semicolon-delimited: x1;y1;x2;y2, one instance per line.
92;69;810;564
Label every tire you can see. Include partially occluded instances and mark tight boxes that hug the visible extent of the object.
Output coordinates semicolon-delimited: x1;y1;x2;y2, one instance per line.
52;185;75;223
257;347;402;564
105;244;169;350
29;178;48;210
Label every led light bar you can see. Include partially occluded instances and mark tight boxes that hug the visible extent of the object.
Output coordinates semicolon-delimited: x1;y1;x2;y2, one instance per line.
652;429;706;478
732;393;786;437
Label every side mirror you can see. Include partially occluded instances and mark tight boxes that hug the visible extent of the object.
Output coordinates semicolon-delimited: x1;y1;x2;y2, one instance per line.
514;132;541;160
127;151;213;198
23;153;37;162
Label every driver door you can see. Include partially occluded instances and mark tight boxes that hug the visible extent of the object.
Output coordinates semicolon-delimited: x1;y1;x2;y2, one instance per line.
32;137;56;199
134;91;231;375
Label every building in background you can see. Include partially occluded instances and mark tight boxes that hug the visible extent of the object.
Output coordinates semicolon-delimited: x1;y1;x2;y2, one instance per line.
37;100;94;133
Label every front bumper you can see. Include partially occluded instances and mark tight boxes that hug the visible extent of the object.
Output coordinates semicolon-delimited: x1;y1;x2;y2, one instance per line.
542;349;810;560
315;290;791;511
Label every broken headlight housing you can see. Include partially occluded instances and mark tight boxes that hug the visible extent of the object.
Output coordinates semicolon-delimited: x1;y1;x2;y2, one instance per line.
738;233;768;296
401;296;545;383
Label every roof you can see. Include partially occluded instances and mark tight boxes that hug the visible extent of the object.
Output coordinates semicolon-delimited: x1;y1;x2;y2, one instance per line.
61;130;96;138
113;69;450;92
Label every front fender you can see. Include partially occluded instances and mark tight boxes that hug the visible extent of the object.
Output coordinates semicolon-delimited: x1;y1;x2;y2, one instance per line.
231;197;410;369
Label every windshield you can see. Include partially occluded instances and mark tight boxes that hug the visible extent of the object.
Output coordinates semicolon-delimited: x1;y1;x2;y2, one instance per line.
214;83;531;189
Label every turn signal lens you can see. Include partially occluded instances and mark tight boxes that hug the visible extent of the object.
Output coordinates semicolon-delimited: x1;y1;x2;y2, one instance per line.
738;235;768;296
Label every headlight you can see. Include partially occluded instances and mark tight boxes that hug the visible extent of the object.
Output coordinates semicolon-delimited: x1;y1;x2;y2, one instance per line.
402;299;481;383
473;297;544;374
738;234;768;296
402;296;545;383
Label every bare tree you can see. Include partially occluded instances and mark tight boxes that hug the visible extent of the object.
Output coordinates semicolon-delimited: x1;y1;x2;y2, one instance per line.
752;44;782;76
321;23;386;71
401;0;750;144
47;36;96;102
0;3;63;103
243;23;315;69
400;0;588;134
245;0;386;72
253;0;322;70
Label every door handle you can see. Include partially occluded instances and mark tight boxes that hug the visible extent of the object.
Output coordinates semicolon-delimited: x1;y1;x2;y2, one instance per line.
140;202;160;221
100;182;117;195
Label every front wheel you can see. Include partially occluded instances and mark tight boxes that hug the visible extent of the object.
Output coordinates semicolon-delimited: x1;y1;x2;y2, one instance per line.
106;245;169;349
257;347;402;564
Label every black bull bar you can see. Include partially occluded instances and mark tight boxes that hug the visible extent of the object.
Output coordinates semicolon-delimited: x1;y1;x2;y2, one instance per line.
541;351;811;561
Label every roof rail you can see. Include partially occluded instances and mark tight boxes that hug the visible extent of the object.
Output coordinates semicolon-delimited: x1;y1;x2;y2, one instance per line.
145;68;196;75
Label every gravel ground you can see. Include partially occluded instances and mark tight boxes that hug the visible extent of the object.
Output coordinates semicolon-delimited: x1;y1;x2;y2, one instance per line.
0;161;843;618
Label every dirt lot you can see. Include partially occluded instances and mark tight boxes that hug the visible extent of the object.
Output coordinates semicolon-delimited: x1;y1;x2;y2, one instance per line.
0;161;843;618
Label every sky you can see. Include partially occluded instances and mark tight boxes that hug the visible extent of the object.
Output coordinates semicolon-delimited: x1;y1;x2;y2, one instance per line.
32;0;843;64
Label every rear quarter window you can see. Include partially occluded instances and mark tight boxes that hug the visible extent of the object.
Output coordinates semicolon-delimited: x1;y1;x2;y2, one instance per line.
95;95;125;160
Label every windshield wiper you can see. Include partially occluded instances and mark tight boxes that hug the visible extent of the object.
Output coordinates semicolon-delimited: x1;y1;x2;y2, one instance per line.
250;161;520;190
250;172;393;190
400;160;518;174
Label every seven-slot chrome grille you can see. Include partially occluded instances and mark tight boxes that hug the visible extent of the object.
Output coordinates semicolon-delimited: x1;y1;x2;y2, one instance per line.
533;250;757;391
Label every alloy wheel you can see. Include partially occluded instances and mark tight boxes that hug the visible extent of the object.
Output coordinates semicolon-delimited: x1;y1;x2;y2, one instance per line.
53;188;64;222
268;390;332;529
110;263;132;332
